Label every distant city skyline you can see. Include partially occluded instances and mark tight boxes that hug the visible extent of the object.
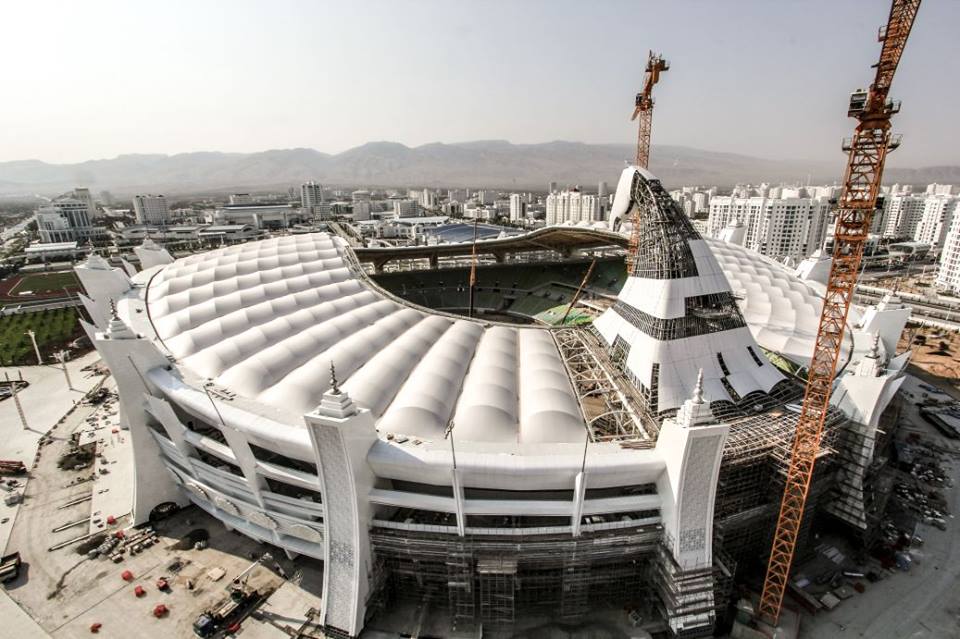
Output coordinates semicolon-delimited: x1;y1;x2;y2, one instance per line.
3;0;958;167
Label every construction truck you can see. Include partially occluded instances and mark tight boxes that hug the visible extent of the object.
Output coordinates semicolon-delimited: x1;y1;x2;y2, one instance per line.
192;586;264;637
0;460;26;476
0;552;22;583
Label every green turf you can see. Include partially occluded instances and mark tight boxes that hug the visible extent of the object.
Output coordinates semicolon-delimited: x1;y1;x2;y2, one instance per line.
0;307;83;365
11;271;79;295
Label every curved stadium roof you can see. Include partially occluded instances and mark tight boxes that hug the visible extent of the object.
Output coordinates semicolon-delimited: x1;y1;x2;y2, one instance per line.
146;233;587;445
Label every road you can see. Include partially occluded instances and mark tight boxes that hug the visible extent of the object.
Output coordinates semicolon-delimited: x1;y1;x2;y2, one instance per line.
1;217;32;243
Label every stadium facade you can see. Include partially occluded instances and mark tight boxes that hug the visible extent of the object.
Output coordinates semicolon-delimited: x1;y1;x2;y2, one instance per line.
76;167;909;638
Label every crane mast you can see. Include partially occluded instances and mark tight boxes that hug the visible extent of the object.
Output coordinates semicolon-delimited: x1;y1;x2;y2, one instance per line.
627;51;669;272
758;0;921;625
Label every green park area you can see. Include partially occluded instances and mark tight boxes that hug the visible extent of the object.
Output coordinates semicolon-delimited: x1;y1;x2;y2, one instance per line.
0;307;83;366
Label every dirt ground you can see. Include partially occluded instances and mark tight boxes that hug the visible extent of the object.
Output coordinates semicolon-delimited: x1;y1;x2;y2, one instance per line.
898;327;960;400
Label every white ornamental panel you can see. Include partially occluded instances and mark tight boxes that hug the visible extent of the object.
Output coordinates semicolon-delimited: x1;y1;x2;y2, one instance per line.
248;510;279;530
185;482;208;500
288;523;323;544
213;495;240;515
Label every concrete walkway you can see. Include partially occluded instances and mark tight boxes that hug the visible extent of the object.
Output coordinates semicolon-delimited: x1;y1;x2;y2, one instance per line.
0;589;51;638
0;352;105;639
0;351;106;553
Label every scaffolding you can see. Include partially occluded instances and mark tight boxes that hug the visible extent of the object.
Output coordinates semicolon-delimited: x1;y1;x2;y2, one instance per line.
369;523;660;632
714;404;846;571
477;556;517;626
824;391;902;544
553;326;659;442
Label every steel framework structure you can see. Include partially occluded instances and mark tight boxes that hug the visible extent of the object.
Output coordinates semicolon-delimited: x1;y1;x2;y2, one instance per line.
758;0;921;624
627;51;669;273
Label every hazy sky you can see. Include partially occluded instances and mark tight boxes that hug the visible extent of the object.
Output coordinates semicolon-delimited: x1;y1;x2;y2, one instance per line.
3;0;957;167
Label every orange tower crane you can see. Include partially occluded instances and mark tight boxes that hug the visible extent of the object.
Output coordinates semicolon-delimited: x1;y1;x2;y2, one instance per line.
758;0;921;625
627;51;669;272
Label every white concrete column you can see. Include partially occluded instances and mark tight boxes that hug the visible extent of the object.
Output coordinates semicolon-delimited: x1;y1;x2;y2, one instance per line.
84;315;188;523
571;471;587;537
451;468;466;536
304;382;378;638
145;395;198;459
655;374;728;569
218;424;269;508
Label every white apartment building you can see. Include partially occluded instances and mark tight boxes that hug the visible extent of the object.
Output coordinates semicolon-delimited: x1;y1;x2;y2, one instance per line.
476;190;495;205
926;183;958;196
300;181;325;216
914;196;959;250
692;192;709;214
887;183;913;196
509;194;525;222
708;196;829;262
808;185;841;200
420;189;438;210
352;201;372;221
392;199;419;218
881;195;925;239
545;190;600;225
936;215;960;294
132;194;170;225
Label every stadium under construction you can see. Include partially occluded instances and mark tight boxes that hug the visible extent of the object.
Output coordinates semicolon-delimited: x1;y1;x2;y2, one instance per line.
74;165;913;638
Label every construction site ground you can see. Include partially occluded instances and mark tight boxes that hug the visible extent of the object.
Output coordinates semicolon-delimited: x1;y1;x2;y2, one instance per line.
899;326;960;399
0;355;325;639
798;374;960;638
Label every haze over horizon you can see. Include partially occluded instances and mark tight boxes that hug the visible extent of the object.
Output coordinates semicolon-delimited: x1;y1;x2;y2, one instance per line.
3;0;958;168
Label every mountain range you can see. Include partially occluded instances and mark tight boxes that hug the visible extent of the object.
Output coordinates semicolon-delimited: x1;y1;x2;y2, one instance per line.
0;141;957;197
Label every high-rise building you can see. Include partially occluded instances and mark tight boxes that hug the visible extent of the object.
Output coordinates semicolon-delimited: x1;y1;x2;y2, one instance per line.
598;181;608;199
476;190;495;205
881;195;925;239
936;215;960;294
421;189;438;210
926;183;958;196
548;181;557;194
352;201;372;221
132;194;170;225
509;194;525;222
692;192;709;214
914;196;959;250
393;199;419;218
545;190;600;225
300;181;325;215
708;196;829;262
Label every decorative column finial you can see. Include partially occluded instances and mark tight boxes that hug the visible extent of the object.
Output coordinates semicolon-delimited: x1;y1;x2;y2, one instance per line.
693;368;704;405
330;361;340;394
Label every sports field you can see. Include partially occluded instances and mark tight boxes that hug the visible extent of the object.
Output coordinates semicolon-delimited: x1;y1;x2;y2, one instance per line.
8;271;79;295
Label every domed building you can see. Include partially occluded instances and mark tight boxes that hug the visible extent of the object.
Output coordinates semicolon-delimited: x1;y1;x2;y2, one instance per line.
76;167;909;638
